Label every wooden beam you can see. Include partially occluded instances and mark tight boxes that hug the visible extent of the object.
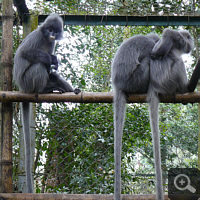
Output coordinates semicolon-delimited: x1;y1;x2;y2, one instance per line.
1;193;199;200
0;193;171;200
0;91;199;103
0;193;198;200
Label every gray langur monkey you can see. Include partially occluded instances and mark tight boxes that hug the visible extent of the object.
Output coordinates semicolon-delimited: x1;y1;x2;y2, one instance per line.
111;28;200;200
14;14;80;193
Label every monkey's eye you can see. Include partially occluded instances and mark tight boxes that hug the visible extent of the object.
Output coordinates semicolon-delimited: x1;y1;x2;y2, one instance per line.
48;28;53;33
54;29;60;35
185;34;191;39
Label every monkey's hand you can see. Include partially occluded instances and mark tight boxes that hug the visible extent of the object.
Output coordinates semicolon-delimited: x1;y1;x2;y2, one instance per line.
150;52;157;59
51;55;58;70
150;52;162;60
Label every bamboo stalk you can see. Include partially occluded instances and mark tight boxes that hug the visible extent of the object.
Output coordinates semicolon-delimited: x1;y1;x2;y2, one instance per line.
0;0;13;193
0;91;199;103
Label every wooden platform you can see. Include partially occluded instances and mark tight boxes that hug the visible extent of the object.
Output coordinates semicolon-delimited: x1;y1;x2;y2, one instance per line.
1;193;199;199
0;91;200;103
0;194;170;200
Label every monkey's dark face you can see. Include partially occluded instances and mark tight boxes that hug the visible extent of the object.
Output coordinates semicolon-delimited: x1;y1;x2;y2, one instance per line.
48;27;62;40
41;14;64;42
42;26;63;41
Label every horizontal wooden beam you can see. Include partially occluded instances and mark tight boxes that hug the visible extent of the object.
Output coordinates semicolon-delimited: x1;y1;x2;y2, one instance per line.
0;91;199;103
0;193;171;200
0;193;198;200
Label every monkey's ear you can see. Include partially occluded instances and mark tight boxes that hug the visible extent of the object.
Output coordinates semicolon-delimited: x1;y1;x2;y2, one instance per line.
151;38;173;59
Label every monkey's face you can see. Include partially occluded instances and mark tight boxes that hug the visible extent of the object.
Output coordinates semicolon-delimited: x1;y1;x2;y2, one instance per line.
42;22;63;41
42;14;64;41
179;31;194;53
46;27;62;41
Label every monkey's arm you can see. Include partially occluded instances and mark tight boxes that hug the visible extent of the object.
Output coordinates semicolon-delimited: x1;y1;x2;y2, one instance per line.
151;38;173;58
151;33;173;59
151;29;188;59
151;29;174;58
50;55;58;70
22;49;52;72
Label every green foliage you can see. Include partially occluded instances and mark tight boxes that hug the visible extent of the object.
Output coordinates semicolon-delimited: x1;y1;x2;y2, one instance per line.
28;0;199;16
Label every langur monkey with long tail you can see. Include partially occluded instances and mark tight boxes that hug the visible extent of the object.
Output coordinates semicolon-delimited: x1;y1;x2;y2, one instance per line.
14;14;80;193
112;28;200;200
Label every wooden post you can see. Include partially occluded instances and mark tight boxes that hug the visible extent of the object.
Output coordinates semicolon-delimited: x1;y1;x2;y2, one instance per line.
0;0;13;193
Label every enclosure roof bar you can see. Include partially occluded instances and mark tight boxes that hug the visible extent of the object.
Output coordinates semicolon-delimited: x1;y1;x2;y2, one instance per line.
10;14;200;26
42;15;200;26
0;91;200;103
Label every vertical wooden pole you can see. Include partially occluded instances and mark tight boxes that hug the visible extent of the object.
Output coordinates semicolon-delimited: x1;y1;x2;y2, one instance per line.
192;27;200;170
190;26;200;194
0;0;13;193
17;15;37;193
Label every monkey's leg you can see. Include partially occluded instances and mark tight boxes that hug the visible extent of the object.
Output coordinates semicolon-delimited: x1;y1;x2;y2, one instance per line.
42;72;74;93
21;102;34;193
114;90;127;200
18;63;49;93
148;95;164;200
43;72;81;94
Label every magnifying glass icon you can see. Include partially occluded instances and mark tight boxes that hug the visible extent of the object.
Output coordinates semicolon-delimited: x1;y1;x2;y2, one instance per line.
174;174;196;193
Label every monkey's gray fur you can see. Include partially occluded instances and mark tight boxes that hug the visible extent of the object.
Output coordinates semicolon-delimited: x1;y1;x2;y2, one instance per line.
14;14;80;193
112;28;200;200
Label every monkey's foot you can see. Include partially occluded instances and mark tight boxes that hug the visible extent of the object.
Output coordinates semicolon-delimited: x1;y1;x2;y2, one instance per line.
74;88;81;94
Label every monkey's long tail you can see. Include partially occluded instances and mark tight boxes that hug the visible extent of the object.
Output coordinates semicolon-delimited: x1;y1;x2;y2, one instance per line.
114;90;127;200
21;102;34;193
148;95;164;200
187;58;200;92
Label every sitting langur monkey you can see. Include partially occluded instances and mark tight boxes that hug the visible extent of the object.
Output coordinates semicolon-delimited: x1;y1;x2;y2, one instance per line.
14;14;80;193
112;28;200;200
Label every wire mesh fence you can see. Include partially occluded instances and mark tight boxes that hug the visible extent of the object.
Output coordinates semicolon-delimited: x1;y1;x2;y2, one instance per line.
11;23;199;195
13;102;198;194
